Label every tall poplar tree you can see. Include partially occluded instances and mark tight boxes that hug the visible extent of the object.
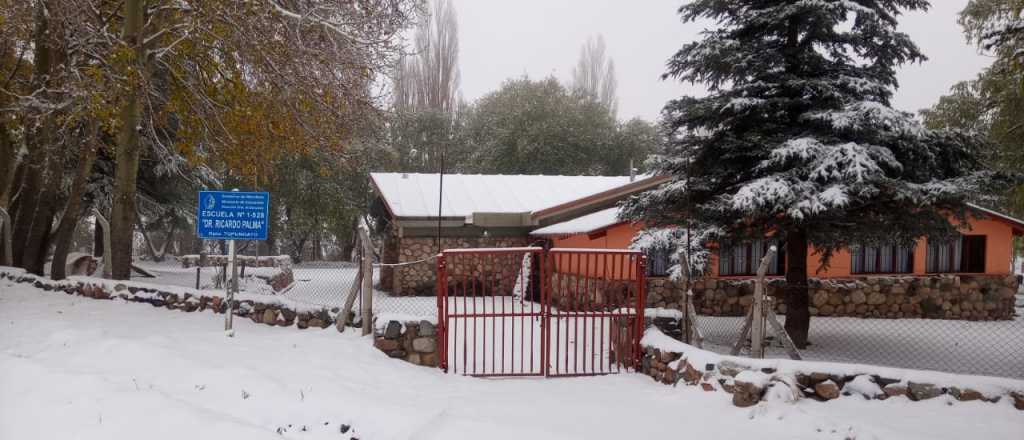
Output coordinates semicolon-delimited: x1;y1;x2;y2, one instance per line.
623;1;1011;347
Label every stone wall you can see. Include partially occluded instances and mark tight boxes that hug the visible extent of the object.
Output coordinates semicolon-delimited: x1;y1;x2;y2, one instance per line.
646;274;1018;320
385;236;531;296
0;270;352;332
373;319;439;367
549;272;637;311
640;333;1024;410
178;254;293;269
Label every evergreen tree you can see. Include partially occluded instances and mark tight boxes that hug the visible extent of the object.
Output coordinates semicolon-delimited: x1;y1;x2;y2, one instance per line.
622;1;1012;347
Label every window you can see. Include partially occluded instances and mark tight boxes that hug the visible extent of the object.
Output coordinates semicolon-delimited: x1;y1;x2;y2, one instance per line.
645;247;671;277
851;244;914;274
926;235;986;273
718;239;784;276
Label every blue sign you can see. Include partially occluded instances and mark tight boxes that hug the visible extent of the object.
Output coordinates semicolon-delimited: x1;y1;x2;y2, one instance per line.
197;191;270;240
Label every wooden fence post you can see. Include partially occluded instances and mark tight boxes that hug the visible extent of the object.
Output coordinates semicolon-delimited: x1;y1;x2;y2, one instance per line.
359;226;374;336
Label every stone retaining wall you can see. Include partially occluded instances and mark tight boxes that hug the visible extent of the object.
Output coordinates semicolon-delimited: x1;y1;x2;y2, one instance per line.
373;319;439;367
0;270;348;332
640;333;1024;410
178;254;293;269
383;236;531;296
647;274;1018;320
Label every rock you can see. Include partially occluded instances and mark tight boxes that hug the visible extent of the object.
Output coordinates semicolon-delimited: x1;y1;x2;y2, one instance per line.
950;387;984;402
262;309;278;325
681;361;702;384
419;321;436;336
883;383;908;399
815;380;840;400
420;352;438;367
850;291;867;305
297;320;309;330
908;382;943;401
732;379;764;408
1011;392;1024;410
114;283;128;292
406;353;421;365
383;321;403;339
412;337;437;353
386;350;407;358
867;292;886;305
812;291;829;307
700;382;715;392
374;338;399;351
308;318;324;328
659;350;678;363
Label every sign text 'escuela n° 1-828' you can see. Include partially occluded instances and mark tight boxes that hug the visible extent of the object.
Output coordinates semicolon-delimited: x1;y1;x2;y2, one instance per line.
196;191;269;240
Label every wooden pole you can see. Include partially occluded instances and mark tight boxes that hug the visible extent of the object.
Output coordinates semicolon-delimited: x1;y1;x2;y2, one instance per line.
360;225;374;336
751;246;776;359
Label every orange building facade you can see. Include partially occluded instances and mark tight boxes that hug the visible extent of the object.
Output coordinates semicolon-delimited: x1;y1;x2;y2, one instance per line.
539;210;1022;279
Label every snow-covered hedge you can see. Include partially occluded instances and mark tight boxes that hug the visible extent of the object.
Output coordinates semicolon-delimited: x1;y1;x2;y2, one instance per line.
640;327;1024;410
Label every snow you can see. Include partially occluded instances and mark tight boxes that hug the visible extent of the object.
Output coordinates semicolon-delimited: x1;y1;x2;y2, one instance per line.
642;328;1024;397
370;172;642;218
530;207;623;236
844;375;883;398
735;370;772;388
2;282;1024;439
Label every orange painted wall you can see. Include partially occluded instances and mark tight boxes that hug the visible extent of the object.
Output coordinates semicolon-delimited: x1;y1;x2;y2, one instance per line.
549;216;1017;278
549;223;642;279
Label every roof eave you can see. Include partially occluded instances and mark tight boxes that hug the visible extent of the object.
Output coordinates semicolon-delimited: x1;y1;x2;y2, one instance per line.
530;174;671;222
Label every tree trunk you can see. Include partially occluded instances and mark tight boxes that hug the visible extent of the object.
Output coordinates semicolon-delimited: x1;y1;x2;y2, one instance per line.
20;143;64;275
51;136;98;280
0;123;17;209
93;217;104;257
783;227;810;349
109;0;146;280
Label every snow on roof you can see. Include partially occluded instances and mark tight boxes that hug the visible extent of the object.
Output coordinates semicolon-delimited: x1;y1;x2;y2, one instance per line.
371;173;637;218
530;207;625;236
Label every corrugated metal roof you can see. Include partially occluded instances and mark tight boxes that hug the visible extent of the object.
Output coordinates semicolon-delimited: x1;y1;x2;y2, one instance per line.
530;208;624;236
371;173;635;219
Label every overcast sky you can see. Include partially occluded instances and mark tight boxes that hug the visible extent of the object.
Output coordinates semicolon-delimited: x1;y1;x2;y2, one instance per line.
450;0;993;122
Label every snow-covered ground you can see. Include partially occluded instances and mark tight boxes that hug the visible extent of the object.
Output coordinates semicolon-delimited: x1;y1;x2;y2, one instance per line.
2;281;1023;440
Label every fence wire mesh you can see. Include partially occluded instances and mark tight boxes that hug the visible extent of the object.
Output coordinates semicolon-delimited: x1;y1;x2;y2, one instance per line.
371;258;439;320
690;292;1024;379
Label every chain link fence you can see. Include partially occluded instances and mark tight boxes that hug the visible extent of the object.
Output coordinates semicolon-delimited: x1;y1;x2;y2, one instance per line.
690;292;1024;379
371;258;439;320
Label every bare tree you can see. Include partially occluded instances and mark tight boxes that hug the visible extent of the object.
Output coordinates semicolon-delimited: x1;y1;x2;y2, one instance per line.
571;34;618;116
394;0;461;113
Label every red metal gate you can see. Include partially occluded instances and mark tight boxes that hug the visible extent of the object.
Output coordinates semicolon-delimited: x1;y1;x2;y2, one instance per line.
437;247;645;377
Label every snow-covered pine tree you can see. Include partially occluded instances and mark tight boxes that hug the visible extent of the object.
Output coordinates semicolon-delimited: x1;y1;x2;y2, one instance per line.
622;1;1013;348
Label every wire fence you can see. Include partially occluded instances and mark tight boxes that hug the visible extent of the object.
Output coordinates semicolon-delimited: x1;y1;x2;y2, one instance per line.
691;294;1024;379
371;258;439;320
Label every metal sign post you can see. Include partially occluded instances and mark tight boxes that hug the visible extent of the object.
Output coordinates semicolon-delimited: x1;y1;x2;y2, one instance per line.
197;190;270;337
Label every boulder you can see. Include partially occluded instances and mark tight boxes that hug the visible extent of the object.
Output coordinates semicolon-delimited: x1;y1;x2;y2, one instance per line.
908;382;943;401
883;383;908;399
383;321;403;339
419;321;436;336
867;292;886;305
412;337;437;353
732;380;764;408
814;380;840;400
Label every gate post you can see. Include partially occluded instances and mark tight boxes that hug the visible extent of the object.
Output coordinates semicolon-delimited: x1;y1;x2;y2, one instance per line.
436;253;448;372
635;254;647;370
